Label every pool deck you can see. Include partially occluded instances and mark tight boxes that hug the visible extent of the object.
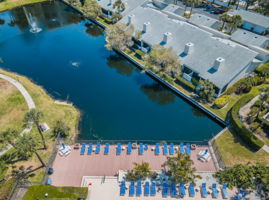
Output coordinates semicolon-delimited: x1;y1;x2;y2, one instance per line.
50;144;216;187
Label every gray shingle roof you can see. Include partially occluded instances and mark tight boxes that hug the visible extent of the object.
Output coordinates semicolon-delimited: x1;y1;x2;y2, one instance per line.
188;13;218;28
231;29;269;48
228;9;269;28
119;7;259;89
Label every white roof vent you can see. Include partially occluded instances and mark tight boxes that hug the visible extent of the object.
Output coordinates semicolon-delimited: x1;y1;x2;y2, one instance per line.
163;32;172;44
213;57;225;71
184;42;194;55
143;22;150;33
127;14;135;25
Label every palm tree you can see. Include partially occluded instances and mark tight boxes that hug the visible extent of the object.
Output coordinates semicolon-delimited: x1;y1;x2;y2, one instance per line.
163;153;199;183
256;87;269;120
0;129;19;148
196;79;215;103
24;109;46;149
16;134;46;167
133;161;151;179
113;0;125;12
52;120;70;138
219;13;232;30
189;0;202;15
229;15;242;32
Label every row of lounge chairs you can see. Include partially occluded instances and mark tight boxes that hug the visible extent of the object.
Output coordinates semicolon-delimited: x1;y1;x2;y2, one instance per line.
80;142;192;155
120;182;229;199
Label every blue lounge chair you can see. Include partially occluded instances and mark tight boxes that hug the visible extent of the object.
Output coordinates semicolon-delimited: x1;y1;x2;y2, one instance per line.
186;143;191;155
163;143;168;155
169;143;174;155
144;182;150;196
212;183;219;198
129;181;135;196
120;181;126;196
171;183;177;197
150;182;156;196
116;143;121;155
139;143;144;155
136;181;142;196
180;143;185;154
155;143;160;155
95;142;100;154
189;183;195;197
87;143;93;155
201;183;208;198
144;144;148;150
127;142;132;154
104;143;109;155
222;184;229;199
162;183;168;197
180;182;186;196
80;143;86;155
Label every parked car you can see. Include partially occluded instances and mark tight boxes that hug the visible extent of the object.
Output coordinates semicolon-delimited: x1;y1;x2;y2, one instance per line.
210;8;225;14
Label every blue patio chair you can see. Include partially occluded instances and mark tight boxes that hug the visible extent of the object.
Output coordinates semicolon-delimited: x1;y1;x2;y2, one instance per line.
144;182;150;196
116;143;121;155
104;143;109;155
129;181;135;196
163;143;168;155
171;182;177;197
180;143;185;154
150;182;156;196
95;142;101;154
144;144;148;150
87;143;93;155
139;143;144;155
120;181;126;196
136;181;142;196
155;143;160;155
189;183;195;197
186;143;191;155
222;184;229;199
180;182;186;196
162;183;168;197
201;183;208;198
212;183;219;198
80;143;86;155
169;143;174;155
127;142;132;154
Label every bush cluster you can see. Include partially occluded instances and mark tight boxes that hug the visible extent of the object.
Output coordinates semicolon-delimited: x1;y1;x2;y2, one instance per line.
175;76;196;91
255;62;269;77
135;49;145;59
230;94;265;150
214;95;230;108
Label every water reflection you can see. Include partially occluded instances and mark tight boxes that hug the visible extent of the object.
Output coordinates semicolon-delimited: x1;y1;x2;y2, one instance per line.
107;54;134;75
140;83;175;105
192;107;206;118
85;23;103;37
0;18;5;25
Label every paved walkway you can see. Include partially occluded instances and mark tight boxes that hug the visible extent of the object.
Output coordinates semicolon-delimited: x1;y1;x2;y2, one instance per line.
0;73;36;156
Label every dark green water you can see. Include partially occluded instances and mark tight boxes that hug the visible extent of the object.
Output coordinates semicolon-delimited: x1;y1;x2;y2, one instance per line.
0;1;223;141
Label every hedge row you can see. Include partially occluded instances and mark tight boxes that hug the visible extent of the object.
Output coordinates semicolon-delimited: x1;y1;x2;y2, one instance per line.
255;62;269;77
176;76;196;91
230;94;265;150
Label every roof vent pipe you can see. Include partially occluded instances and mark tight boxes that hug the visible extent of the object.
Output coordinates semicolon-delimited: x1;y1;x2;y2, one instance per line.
143;22;150;33
128;14;135;25
184;42;194;55
213;57;225;71
163;32;172;44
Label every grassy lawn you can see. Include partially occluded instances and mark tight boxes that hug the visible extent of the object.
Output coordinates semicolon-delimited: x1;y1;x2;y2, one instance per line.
22;185;88;200
0;0;48;12
214;129;269;166
0;69;79;183
0;179;15;200
0;79;28;149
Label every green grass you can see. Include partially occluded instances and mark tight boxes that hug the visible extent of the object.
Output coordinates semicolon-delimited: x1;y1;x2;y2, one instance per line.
214;129;269;166
22;185;88;200
0;179;16;200
0;0;48;12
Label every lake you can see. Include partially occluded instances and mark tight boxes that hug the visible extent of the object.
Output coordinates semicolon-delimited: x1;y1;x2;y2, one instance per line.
0;0;223;142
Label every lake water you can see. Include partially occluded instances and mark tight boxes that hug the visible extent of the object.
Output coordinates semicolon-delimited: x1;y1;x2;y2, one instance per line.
0;1;223;141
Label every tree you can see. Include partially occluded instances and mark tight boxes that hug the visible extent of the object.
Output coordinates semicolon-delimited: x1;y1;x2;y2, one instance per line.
16;134;46;167
82;0;102;19
113;0;125;12
135;30;142;40
219;13;232;30
256;87;269;119
189;0;202;15
24;109;46;149
111;12;122;23
245;0;256;10
196;79;215;103
163;153;198;183
125;161;152;181
68;0;81;8
226;15;242;33
52;120;70;138
0;129;19;148
105;23;134;51
257;0;269;15
10;165;35;185
143;45;181;78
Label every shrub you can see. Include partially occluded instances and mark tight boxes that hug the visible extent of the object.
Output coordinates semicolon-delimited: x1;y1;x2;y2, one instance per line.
176;76;196;91
230;94;265;150
103;17;112;24
250;122;260;131
191;77;200;86
214;95;230;108
255;62;269;77
159;72;174;84
135;49;145;59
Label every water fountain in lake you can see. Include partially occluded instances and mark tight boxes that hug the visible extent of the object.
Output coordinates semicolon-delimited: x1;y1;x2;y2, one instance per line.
23;7;42;33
